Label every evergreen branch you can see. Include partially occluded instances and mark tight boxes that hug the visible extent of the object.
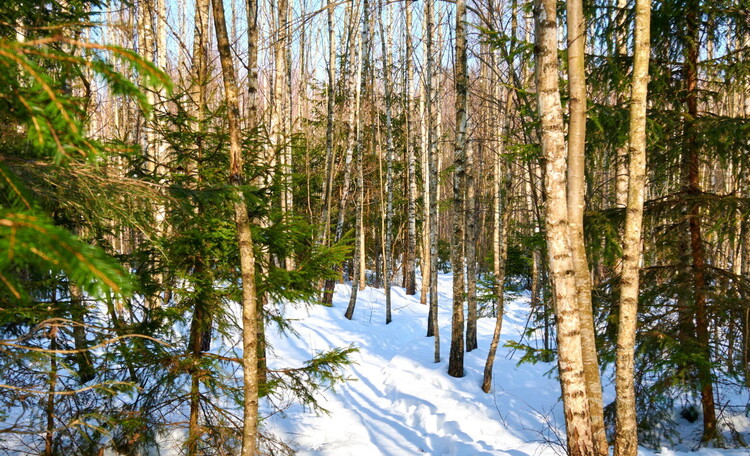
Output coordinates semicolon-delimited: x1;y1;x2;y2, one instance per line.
0;380;135;396
0;333;169;354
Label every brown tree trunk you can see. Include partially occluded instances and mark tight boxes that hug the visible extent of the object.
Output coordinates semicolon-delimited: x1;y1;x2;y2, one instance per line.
45;332;57;456
683;2;718;443
345;0;365;320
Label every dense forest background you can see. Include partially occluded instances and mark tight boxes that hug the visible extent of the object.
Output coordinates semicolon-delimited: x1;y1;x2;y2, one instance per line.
0;0;749;454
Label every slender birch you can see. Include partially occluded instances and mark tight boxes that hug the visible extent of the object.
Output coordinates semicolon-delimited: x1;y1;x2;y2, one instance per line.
448;0;468;378
566;0;608;452
378;0;395;324
425;0;440;364
404;0;417;296
614;0;651;453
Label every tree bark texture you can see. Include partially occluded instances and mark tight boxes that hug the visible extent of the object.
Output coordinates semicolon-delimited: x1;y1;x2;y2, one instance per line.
482;143;512;393
614;0;651;454
378;1;395;325
448;0;468;379
211;1;259;453
565;1;608;453
465;140;478;352
534;1;595;454
404;0;417;296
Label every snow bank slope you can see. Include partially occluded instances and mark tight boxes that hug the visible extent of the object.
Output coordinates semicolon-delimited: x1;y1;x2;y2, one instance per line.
264;274;749;456
265;274;564;456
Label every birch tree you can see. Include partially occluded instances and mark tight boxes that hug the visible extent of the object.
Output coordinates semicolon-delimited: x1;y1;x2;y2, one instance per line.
534;0;595;453
566;0;607;452
448;0;468;378
614;0;651;453
403;0;417;296
378;0;395;324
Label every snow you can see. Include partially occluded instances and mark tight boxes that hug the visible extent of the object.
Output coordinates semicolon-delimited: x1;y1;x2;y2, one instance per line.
263;273;750;456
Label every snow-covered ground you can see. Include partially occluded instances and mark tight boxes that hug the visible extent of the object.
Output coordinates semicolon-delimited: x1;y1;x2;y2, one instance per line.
263;273;750;456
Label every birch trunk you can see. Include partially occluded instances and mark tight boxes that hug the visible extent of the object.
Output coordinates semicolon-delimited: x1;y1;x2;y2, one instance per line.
425;0;440;364
359;0;372;291
324;1;362;306
465;139;477;352
566;1;607;452
615;0;629;208
404;0;417;296
447;0;468;378
419;21;430;305
614;0;650;453
534;1;595;454
378;1;395;324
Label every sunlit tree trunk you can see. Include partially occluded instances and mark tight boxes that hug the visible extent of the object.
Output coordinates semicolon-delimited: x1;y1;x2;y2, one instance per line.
566;1;607;453
614;0;651;454
534;0;595;454
425;0;440;364
448;0;467;378
482;86;511;390
615;0;629;208
318;0;337;276
377;1;395;324
323;0;361;306
404;0;417;296
186;1;211;452
211;1;259;453
465;139;477;352
419;5;431;305
345;0;365;320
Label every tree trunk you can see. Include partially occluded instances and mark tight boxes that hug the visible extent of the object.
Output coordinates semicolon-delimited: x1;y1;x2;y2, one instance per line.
45;331;57;456
482;130;512;393
419;32;431;306
211;1;259;454
614;0;629;208
317;0;337;267
425;0;440;364
534;1;595;454
566;1;607;453
683;1;717;443
187;1;211;451
613;0;650;453
465;139;477;352
345;0;365;321
377;2;395;324
323;1;362;306
448;0;468;378
404;0;417;296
